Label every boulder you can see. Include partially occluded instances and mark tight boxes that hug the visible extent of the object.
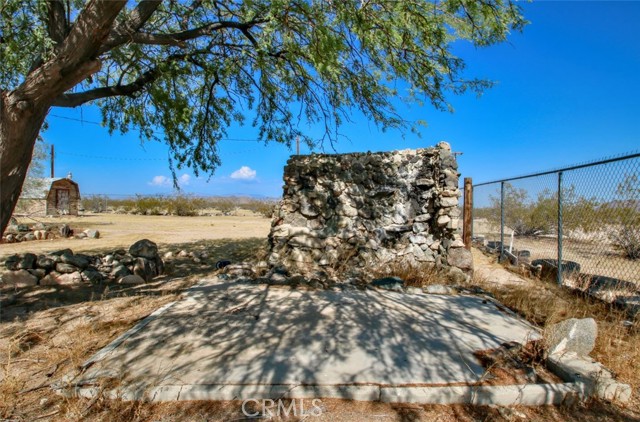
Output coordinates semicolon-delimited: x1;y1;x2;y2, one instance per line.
17;253;37;270
40;272;61;286
56;271;83;285
118;274;145;285
371;276;404;292
28;268;46;280
1;270;38;287
547;318;597;357
111;265;131;280
4;255;20;270
447;248;473;272
129;239;158;259
59;224;71;238
133;257;155;282
61;253;89;269
56;263;78;274
84;229;100;239
50;248;73;257
81;269;104;284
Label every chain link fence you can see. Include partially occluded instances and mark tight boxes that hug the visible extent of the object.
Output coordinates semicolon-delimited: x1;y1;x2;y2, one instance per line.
472;152;640;287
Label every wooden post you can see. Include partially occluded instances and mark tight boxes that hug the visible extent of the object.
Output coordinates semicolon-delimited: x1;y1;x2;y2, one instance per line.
50;144;55;178
463;177;473;250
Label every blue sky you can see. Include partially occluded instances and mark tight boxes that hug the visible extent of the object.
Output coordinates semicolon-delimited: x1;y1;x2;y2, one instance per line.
42;1;640;198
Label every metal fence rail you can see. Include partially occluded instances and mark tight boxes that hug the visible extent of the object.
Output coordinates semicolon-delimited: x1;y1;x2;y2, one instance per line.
471;152;640;287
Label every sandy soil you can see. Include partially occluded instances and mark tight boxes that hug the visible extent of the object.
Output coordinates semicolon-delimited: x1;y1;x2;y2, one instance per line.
473;219;640;285
1;213;271;258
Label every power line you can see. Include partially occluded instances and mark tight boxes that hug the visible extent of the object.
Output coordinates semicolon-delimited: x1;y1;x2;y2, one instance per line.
48;113;265;142
57;151;166;161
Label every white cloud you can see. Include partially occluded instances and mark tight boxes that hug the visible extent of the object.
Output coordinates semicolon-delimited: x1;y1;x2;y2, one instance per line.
230;166;257;181
179;174;191;186
149;175;171;187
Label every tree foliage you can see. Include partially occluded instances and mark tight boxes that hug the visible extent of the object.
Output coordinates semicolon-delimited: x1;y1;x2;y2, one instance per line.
1;0;526;179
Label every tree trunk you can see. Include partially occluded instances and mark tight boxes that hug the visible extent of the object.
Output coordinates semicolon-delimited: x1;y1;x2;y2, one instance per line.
0;92;49;235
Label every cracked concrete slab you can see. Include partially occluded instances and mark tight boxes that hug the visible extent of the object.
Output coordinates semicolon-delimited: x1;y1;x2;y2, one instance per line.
71;278;541;400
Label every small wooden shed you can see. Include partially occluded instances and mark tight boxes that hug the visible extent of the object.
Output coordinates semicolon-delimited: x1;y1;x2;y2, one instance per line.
17;176;81;216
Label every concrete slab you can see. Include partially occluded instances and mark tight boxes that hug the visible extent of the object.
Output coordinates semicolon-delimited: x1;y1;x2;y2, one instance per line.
72;278;542;400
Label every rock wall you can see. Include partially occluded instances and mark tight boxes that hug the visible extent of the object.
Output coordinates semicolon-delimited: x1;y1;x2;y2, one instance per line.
268;142;473;280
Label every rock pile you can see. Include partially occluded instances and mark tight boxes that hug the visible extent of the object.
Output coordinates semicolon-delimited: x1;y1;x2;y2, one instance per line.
1;239;163;287
268;142;473;280
2;221;100;243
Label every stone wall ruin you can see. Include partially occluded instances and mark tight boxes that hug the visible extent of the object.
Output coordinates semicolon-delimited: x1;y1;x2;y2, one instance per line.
267;142;473;281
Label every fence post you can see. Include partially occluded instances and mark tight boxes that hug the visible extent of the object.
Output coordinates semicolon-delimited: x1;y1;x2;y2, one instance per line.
463;178;473;250
557;171;564;286
499;181;505;263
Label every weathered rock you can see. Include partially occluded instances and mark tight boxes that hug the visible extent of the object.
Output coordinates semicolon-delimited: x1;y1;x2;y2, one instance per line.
59;224;71;238
28;268;46;280
111;265;131;280
446;267;468;284
84;229;100;239
61;253;89;269
371;276;404;292
17;253;37;270
56;271;83;285
81;269;104;283
56;263;78;274
1;270;38;287
40;272;62;286
118;274;145;285
447;248;473;272
133;257;155;282
225;263;255;278
50;248;73;256
129;239;158;259
547;318;597;357
4;255;20;270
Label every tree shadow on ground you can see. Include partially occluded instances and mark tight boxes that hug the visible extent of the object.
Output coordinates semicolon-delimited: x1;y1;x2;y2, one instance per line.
0;237;268;322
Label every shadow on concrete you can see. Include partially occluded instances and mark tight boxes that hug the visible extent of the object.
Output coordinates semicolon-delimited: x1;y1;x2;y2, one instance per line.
78;280;541;397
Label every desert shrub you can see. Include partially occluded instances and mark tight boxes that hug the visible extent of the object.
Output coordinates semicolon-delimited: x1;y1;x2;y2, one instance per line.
207;198;237;215
610;226;640;260
167;195;208;216
82;195;108;213
133;195;166;215
242;199;277;218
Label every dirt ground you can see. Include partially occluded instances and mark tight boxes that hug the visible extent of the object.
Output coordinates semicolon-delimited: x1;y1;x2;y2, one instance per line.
473;219;640;285
1;213;272;257
1;214;639;421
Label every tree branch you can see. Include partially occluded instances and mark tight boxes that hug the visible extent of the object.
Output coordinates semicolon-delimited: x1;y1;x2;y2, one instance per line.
52;67;159;107
104;19;269;49
99;0;162;52
46;0;68;46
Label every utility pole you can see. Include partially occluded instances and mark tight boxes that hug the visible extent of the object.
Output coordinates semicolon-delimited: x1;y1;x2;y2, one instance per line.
50;144;54;178
296;136;300;155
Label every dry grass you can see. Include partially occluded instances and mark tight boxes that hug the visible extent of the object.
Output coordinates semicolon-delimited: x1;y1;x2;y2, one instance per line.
472;265;640;403
0;293;178;420
369;261;446;287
